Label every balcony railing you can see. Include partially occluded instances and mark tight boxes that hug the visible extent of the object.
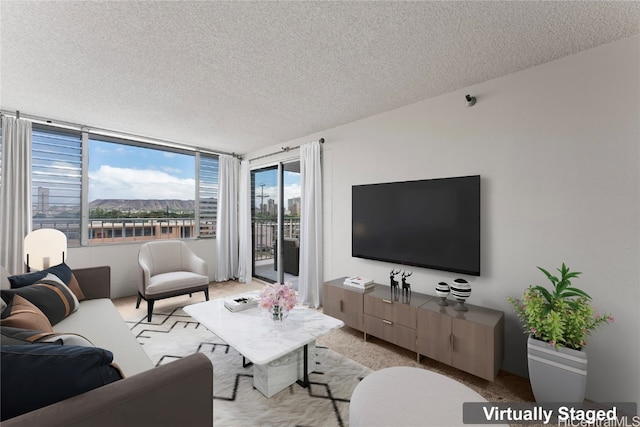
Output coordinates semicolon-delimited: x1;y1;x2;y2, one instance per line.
33;217;214;246
253;217;300;261
88;218;197;243
32;217;299;256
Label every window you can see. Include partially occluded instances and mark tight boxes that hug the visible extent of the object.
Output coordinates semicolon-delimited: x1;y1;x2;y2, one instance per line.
31;125;82;246
6;123;220;247
198;154;219;238
88;136;200;244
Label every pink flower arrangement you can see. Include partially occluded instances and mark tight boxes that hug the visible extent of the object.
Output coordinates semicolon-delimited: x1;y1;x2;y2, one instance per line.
259;282;297;314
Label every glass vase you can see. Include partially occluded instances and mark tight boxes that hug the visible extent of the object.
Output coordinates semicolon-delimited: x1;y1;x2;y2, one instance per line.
271;305;286;322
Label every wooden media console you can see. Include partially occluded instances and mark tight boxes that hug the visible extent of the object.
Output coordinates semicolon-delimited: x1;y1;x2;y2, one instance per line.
323;277;504;381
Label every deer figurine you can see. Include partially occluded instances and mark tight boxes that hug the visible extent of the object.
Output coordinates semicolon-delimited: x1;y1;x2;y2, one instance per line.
401;271;412;298
390;269;400;299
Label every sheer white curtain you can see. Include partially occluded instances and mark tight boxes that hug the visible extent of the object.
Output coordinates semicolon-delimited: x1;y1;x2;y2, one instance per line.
299;141;323;308
237;160;252;283
215;155;239;281
0;116;32;274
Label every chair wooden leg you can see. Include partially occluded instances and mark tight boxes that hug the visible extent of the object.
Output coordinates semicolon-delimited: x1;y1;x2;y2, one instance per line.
147;300;154;322
204;289;209;301
136;293;142;309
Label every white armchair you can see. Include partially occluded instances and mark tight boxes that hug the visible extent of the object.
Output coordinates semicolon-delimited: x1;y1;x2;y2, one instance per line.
137;240;209;322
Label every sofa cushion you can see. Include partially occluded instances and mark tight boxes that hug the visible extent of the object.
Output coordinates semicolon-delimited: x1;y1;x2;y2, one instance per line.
1;273;79;325
147;271;209;295
0;344;124;421
0;294;54;332
55;298;155;377
8;262;85;301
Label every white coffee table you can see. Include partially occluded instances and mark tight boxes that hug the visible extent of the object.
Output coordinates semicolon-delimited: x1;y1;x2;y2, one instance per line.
184;291;344;398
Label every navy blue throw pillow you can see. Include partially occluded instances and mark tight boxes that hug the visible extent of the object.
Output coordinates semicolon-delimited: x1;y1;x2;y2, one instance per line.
8;262;73;288
0;345;123;421
7;270;48;288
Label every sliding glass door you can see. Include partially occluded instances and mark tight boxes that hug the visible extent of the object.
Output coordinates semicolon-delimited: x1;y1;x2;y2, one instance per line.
252;165;277;283
251;161;301;288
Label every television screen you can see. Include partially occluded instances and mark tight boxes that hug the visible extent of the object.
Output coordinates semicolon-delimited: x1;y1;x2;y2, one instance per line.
352;175;480;276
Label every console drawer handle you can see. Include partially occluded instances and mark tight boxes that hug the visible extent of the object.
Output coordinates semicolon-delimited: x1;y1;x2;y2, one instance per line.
382;299;393;304
383;319;393;325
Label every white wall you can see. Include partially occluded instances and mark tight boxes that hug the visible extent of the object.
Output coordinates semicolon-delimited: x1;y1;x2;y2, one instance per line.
67;238;217;299
247;36;640;405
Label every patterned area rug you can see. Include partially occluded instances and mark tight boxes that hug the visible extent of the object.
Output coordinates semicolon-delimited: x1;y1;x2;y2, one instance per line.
126;307;372;427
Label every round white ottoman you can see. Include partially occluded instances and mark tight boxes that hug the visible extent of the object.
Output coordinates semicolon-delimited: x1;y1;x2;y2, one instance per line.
349;367;492;427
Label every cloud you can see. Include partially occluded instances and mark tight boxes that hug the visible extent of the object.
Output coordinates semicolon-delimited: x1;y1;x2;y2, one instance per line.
89;165;195;201
162;166;183;174
284;183;301;203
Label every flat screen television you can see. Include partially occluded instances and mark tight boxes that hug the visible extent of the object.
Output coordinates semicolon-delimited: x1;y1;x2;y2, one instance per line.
352;175;480;276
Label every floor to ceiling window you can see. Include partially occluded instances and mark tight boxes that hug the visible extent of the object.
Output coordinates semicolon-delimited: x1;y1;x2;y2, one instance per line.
251;161;301;288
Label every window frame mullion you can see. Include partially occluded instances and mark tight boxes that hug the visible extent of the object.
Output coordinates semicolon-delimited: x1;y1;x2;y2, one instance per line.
195;151;201;238
80;129;89;246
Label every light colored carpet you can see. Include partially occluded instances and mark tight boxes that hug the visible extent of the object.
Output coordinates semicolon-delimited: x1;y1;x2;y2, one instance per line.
125;304;371;427
114;280;537;426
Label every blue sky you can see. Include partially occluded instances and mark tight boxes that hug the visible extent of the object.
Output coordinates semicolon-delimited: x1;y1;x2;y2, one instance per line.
88;139;301;206
88;140;195;201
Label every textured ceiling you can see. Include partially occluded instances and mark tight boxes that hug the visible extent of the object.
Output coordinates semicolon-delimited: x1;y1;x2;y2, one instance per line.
1;1;639;155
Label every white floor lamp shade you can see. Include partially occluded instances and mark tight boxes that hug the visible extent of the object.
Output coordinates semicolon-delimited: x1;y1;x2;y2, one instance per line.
24;229;67;271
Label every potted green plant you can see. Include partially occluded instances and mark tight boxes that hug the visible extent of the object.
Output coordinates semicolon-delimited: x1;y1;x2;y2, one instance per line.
508;263;613;402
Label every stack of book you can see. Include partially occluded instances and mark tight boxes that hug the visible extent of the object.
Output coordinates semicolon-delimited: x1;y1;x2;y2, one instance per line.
224;295;259;312
343;276;374;290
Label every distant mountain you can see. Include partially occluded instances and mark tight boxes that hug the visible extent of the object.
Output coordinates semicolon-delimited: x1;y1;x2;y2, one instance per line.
89;199;196;212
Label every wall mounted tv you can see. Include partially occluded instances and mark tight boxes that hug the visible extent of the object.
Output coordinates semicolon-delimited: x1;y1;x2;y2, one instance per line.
352;175;480;276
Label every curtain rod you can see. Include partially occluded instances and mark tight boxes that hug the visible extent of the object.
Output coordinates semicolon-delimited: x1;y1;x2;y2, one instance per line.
0;109;240;159
249;138;324;162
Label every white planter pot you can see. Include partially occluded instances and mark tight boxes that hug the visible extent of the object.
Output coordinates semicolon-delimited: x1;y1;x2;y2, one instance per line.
527;335;587;402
